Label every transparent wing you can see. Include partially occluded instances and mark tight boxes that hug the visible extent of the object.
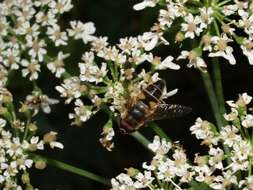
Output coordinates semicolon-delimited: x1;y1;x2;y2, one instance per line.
149;104;192;121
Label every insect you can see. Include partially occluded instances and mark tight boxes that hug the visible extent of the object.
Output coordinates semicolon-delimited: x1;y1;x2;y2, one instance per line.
120;79;192;134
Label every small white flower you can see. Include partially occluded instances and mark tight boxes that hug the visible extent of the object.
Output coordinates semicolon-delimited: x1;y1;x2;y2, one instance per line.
35;10;56;26
156;55;180;70
47;51;69;78
220;125;241;147
21;59;41;81
190;118;213;140
47;24;68;46
43;131;64;149
134;171;154;188
26;36;47;62
25;93;59;114
199;7;214;28
133;0;158;11
241;39;253;65
139;32;159;51
68;21;96;44
2;48;20;70
181;14;203;39
49;0;73;14
209;35;236;65
55;77;83;104
69;99;93;124
177;50;207;71
148;135;171;155
111;173;134;190
242;114;253;128
233;140;252;161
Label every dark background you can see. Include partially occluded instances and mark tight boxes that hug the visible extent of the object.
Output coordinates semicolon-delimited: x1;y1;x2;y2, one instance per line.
10;0;253;189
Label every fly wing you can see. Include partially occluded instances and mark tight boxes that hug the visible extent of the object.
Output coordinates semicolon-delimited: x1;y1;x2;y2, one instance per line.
149;104;192;121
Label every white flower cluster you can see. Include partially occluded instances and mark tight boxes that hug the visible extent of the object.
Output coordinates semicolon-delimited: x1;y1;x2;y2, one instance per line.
111;93;253;190
0;117;63;189
54;22;180;150
132;0;253;70
0;0;95;82
0;85;63;189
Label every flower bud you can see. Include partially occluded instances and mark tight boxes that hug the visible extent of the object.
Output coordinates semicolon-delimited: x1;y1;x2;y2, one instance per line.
35;160;47;170
21;173;30;184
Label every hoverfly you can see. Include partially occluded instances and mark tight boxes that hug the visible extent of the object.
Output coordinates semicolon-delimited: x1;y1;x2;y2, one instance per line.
120;80;192;134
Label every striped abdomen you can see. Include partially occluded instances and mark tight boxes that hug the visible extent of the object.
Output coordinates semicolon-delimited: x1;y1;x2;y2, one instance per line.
120;80;165;133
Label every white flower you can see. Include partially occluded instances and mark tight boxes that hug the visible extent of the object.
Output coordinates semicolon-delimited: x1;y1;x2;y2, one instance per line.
208;147;224;169
68;21;96;44
0;118;7;129
81;22;96;44
22;136;44;151
209;35;236;65
0;17;8;36
239;14;253;36
242;114;253;128
26;36;47;62
16;22;40;37
25;93;59;114
133;0;158;11
220;125;241;147
111;173;134;190
139;32;159;51
43;131;64;149
49;0;73;14
100;125;115;151
158;5;180;29
134;171;154;188
21;59;41;81
47;24;68;46
35;10;56;26
181;14;203;39
222;4;237;16
69;99;93;124
199;7;214;28
6;137;22;157
55;77;83;104
241;39;253;65
223;108;238;121
233;140;252;161
2;48;20;70
177;50;207;71
190;118;213;140
226;93;252;108
47;51;69;78
148;135;171;155
154;55;180;70
79;52;107;83
34;0;50;7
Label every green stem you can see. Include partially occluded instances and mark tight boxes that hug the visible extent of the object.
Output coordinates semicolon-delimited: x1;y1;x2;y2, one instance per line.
212;58;227;125
131;131;151;149
150;122;171;142
200;72;223;130
217;0;231;6
201;71;231;163
31;154;110;186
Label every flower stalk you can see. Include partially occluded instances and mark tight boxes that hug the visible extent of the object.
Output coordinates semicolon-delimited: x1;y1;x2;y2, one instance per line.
30;154;110;185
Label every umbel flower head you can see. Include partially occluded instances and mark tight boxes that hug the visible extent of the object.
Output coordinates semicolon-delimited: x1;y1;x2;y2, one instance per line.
111;92;253;190
55;23;180;150
132;0;253;70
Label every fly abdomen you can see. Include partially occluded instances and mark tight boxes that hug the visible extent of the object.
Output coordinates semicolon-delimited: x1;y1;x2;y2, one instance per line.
130;106;145;121
143;80;165;105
